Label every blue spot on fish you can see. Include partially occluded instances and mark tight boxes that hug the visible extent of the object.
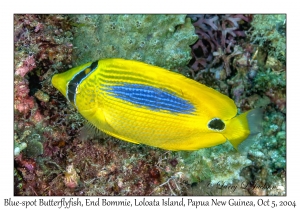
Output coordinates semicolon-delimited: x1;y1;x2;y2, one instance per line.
106;83;195;114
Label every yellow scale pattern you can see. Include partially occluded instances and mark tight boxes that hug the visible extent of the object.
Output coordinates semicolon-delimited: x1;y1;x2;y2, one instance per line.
52;58;261;151
82;64;202;150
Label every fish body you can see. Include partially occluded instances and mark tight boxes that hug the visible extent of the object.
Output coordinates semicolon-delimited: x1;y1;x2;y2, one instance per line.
52;58;262;151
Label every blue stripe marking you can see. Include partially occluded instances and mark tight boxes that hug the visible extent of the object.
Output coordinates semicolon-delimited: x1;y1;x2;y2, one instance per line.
105;83;195;114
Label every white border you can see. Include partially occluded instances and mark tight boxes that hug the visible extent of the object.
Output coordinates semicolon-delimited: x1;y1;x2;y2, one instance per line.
3;0;297;209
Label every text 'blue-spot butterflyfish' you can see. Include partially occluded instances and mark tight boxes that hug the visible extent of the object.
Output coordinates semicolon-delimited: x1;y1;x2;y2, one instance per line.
52;58;262;153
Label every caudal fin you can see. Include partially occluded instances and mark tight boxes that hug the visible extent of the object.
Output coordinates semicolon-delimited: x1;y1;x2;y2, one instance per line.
224;108;264;155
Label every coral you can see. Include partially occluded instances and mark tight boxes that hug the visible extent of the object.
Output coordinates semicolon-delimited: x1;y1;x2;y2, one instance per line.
14;14;194;195
70;14;198;70
15;55;36;77
222;15;286;192
24;139;44;158
34;90;50;103
188;14;252;78
15;154;37;173
14;15;73;69
14;142;27;156
249;14;286;112
250;14;286;63
15;135;192;196
14;14;74;177
178;14;286;194
14;79;35;115
254;68;286;112
64;164;80;188
225;45;260;108
185;15;256;110
240;107;286;195
265;89;286;112
187;14;285;112
179;141;251;185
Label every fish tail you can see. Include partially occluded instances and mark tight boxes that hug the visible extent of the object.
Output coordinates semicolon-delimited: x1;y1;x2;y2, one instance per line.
225;108;264;155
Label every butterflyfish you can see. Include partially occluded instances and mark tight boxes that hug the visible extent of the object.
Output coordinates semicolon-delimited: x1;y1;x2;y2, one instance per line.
52;58;262;153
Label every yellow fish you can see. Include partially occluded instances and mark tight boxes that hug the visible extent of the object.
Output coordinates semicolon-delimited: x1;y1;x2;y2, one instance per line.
52;58;262;152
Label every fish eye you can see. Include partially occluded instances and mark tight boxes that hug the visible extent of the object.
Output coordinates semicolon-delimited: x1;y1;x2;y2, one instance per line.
208;118;225;131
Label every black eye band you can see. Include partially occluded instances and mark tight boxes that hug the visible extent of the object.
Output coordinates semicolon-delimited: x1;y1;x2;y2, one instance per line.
67;61;98;104
90;60;98;71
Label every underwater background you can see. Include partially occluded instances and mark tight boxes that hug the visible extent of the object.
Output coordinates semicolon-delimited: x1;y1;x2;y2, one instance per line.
13;14;286;196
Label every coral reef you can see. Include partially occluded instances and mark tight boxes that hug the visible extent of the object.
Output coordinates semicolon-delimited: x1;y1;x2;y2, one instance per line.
14;14;286;196
70;14;198;70
240;106;286;196
250;14;286;63
15;135;191;196
249;14;286;113
13;14;76;194
178;14;286;195
14;15;197;196
14;14;74;159
180;142;251;185
64;164;80;189
186;14;258;110
188;14;252;79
